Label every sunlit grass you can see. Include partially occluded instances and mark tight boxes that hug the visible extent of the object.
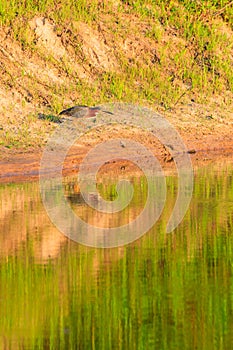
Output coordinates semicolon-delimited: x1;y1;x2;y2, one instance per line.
0;0;233;148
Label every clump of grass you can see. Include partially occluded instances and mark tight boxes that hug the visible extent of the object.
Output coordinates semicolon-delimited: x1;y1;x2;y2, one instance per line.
38;113;61;123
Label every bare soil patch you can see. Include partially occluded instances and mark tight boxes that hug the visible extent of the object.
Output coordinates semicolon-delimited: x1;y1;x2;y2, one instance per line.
0;110;232;183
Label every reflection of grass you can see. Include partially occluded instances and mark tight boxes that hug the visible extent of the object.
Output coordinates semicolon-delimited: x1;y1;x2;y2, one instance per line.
0;166;233;348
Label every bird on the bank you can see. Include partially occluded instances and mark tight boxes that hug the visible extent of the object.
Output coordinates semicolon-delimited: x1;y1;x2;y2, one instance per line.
59;105;113;118
38;105;113;123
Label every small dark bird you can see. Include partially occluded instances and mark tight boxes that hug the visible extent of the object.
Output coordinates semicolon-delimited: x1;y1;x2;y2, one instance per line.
59;105;113;118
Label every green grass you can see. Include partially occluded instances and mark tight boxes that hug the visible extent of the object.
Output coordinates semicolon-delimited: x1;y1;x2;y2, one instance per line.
1;0;232;102
0;1;233;149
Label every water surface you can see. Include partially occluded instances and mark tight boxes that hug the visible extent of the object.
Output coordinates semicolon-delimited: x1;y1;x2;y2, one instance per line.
0;162;233;349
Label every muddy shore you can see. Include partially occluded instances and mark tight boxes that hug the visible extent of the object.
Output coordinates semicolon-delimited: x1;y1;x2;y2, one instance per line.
1;121;232;184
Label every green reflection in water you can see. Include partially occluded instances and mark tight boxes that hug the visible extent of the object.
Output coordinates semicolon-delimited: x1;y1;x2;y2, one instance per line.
0;163;233;349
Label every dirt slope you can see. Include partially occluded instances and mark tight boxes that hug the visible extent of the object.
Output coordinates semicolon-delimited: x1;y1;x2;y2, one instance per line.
0;13;232;182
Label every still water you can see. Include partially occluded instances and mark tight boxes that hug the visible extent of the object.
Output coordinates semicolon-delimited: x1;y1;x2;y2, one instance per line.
0;163;233;349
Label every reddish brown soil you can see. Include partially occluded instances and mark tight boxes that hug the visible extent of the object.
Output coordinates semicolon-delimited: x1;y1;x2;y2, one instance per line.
1;124;232;184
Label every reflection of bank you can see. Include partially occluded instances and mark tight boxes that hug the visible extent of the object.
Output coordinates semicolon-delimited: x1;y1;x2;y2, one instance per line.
0;176;153;259
62;177;166;248
0;182;67;261
66;183;141;227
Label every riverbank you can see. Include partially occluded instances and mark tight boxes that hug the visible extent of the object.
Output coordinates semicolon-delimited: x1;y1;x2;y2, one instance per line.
1;101;232;183
0;1;233;182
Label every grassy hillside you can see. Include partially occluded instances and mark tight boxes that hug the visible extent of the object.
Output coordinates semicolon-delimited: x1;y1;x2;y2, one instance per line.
0;0;233;149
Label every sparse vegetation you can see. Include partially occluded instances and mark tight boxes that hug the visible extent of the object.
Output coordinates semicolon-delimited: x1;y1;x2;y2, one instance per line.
0;0;233;149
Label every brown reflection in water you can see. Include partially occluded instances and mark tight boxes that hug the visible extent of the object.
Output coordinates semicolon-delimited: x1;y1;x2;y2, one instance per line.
0;183;67;261
63;172;147;229
0;171;148;260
